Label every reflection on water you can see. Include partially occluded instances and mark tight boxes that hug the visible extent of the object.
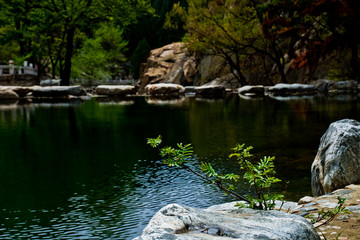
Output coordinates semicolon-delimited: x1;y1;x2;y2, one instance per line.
0;95;360;239
145;97;185;106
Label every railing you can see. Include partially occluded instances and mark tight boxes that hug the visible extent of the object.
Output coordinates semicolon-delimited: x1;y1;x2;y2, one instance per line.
0;65;38;76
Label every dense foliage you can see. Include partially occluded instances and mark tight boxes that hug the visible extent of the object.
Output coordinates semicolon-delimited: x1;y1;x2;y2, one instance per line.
0;0;154;85
0;0;358;85
168;0;360;83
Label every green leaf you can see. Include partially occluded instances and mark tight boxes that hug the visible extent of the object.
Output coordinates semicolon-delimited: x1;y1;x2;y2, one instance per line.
147;135;162;148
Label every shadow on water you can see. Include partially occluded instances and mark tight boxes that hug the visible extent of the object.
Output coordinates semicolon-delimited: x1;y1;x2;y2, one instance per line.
0;94;360;239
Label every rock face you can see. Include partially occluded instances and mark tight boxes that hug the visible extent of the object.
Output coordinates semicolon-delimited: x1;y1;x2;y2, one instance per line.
32;86;87;98
311;119;360;196
134;203;319;240
137;42;235;94
145;83;185;97
0;90;19;99
137;43;194;94
268;83;317;96
95;85;135;96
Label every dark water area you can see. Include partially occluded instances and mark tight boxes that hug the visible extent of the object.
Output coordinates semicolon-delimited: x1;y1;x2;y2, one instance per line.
0;94;359;239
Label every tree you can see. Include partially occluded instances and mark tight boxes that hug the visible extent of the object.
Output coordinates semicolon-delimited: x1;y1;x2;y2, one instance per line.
130;38;151;78
0;0;153;85
72;23;128;85
258;0;360;80
125;0;187;78
184;0;260;85
167;0;290;85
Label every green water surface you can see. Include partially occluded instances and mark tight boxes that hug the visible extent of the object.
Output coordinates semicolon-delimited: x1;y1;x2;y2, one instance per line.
0;94;359;239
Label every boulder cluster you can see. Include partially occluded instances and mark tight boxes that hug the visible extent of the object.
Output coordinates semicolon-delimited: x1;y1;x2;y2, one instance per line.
0;85;87;100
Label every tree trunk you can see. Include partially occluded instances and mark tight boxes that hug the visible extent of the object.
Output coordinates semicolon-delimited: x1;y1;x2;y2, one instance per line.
61;27;75;86
351;43;359;81
223;53;247;86
51;60;56;79
277;60;287;83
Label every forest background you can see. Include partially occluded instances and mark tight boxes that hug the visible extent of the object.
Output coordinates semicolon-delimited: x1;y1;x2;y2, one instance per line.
0;0;359;86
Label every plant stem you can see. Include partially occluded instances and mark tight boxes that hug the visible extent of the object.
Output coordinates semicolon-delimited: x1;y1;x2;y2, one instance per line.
182;164;250;203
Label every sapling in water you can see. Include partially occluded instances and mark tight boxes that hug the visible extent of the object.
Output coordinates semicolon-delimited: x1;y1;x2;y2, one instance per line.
147;135;285;210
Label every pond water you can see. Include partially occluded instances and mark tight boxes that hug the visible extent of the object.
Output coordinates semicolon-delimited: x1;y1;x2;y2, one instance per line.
0;94;359;239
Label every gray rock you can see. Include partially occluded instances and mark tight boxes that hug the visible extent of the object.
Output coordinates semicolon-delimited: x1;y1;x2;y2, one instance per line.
40;79;61;86
95;85;136;96
195;85;225;98
145;83;185;97
300;207;318;212
312;79;358;93
134;203;320;240
311;119;360;196
238;85;265;96
304;203;318;207
32;86;87;98
317;202;338;209
346;205;360;212
312;79;333;93
329;80;357;92
0;90;19;99
268;83;317;96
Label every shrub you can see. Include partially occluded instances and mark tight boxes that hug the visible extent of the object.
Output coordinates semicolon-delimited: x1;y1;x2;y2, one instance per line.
147;135;285;210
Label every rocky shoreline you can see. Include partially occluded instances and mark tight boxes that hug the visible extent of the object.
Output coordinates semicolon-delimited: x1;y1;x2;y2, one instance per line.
134;184;360;240
135;119;360;240
296;184;360;240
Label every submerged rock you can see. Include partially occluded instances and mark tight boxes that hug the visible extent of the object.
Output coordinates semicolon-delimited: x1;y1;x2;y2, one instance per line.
134;203;319;240
311;119;360;196
268;83;317;96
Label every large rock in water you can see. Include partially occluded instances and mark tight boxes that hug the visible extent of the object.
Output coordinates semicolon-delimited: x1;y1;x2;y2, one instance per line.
311;119;360;196
238;85;265;96
145;83;185;97
32;86;87;98
0;86;33;97
312;79;358;94
268;83;317;96
95;85;135;96
134;203;319;240
0;90;19;99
